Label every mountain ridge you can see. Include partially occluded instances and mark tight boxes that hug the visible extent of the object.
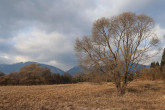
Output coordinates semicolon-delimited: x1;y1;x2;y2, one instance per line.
0;61;64;74
67;66;82;76
67;63;150;76
0;61;150;75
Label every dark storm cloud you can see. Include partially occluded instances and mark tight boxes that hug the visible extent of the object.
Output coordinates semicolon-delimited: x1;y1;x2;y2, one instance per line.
139;0;165;28
117;0;165;28
0;0;96;35
0;42;14;53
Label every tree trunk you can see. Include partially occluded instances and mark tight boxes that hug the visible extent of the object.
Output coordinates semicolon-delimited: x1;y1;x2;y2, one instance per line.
115;82;122;94
120;82;127;95
115;72;128;95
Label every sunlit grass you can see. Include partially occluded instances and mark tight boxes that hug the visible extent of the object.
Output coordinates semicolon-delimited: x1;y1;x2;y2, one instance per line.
0;80;165;109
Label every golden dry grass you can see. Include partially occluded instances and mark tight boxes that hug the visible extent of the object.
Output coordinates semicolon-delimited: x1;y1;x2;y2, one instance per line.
0;80;165;110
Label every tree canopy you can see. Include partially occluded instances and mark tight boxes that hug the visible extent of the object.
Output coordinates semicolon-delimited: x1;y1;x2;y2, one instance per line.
75;12;159;95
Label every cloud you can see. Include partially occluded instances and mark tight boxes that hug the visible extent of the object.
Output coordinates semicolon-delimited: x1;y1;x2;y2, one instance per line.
0;0;164;70
0;0;96;35
11;28;77;70
0;0;97;70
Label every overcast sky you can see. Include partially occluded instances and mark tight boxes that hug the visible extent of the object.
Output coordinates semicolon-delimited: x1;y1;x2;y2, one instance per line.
0;0;165;71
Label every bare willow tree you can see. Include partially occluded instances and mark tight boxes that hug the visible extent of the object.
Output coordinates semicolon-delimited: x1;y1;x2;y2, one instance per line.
75;12;160;95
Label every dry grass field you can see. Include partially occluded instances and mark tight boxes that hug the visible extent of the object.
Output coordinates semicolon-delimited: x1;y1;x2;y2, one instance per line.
0;80;165;110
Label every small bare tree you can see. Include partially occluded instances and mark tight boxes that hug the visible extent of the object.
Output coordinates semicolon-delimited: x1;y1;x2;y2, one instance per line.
75;12;160;95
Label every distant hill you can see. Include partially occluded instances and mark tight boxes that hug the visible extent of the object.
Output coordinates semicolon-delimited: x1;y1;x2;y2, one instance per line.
0;61;150;75
67;64;150;75
131;63;150;70
0;61;64;74
67;66;83;76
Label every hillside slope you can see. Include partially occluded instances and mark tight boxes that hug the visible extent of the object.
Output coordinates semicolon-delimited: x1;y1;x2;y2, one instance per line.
0;61;64;74
67;63;150;75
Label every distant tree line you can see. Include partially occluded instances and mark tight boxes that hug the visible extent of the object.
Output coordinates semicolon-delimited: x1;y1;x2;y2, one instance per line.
0;63;77;85
139;48;165;80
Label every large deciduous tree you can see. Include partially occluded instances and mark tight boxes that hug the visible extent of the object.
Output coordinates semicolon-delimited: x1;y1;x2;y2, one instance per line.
75;12;160;95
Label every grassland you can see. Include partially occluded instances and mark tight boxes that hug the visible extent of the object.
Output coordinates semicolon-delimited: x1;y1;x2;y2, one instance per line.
0;80;165;110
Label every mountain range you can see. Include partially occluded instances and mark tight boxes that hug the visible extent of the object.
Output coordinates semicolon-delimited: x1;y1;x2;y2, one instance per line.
0;61;150;75
0;62;64;74
67;63;150;75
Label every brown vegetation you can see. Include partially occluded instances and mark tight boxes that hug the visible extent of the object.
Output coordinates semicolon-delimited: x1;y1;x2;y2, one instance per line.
139;49;165;81
0;64;75;85
0;80;165;110
139;63;165;81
